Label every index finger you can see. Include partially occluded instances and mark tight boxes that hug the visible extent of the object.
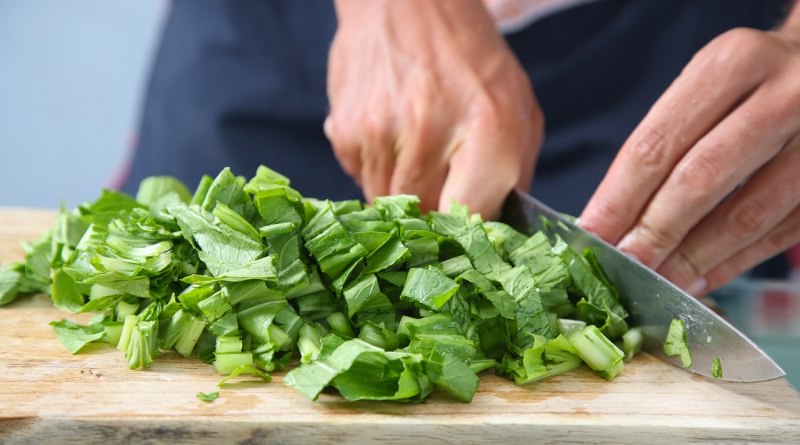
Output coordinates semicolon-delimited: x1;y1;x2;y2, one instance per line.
438;123;534;220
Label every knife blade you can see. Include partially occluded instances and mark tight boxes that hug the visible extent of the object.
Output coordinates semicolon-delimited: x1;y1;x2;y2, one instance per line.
500;190;785;382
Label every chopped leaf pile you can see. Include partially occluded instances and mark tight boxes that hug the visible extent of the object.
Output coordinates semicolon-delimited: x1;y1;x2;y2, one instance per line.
0;165;637;402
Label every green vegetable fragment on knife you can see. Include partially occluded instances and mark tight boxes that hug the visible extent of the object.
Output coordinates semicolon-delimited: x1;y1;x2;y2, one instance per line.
664;318;693;368
712;357;723;379
0;164;642;403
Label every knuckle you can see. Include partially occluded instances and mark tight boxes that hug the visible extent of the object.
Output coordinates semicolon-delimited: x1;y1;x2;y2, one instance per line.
637;219;682;251
627;127;668;168
726;198;770;239
765;217;800;251
586;199;628;232
674;151;723;195
361;112;392;144
712;27;766;57
698;28;769;75
674;249;703;281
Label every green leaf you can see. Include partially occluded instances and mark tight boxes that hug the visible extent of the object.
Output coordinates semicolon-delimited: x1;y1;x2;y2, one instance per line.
171;204;266;277
50;319;105;353
454;223;511;281
0;268;21;306
83;272;151;299
362;232;410;274
427;350;479;403
285;338;431;402
564;248;628;339
237;300;289;345
498;266;554;345
218;364;272;386
182;256;277;285
373;195;421;219
52;269;85;313
212;202;262;242
136;176;192;206
663;318;692;368
343;274;381;318
201;167;260;224
196;391;219;403
400;268;459;311
484;222;528;258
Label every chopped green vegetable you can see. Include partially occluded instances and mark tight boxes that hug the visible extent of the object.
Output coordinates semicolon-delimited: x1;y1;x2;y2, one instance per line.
664;318;692;368
50;319;105;354
218;364;271;386
196;391;219;403
711;357;723;379
0;269;21;306
0;164;642;403
622;327;643;362
567;325;625;380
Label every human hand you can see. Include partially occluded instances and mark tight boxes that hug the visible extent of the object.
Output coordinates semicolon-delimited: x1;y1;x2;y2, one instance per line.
325;0;543;218
580;22;800;295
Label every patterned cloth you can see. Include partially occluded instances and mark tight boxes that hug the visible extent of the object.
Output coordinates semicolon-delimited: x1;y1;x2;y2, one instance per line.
484;0;599;32
790;244;800;280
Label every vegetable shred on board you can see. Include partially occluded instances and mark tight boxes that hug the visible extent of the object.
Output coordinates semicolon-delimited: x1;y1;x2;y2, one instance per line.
0;165;639;402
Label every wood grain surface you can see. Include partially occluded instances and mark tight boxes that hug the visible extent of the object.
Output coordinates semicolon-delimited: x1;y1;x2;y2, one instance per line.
1;208;799;445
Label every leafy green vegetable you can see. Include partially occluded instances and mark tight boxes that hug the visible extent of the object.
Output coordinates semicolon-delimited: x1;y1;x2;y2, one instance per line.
196;391;219;403
50;319;105;353
568;325;624;380
0;268;21;306
1;164;640;403
664;318;692;368
136;176;192;207
400;268;459;311
622;327;643;362
218;364;272;386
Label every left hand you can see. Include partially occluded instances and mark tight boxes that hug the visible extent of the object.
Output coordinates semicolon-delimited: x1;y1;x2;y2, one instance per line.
579;24;800;295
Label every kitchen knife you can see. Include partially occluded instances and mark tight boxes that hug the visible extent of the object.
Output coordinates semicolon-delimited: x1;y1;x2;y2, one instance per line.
501;190;785;382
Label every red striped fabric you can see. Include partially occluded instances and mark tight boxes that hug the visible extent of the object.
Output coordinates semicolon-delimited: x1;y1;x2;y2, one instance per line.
789;244;800;271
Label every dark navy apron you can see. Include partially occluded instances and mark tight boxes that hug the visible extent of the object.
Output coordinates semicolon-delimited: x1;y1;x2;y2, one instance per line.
123;0;790;276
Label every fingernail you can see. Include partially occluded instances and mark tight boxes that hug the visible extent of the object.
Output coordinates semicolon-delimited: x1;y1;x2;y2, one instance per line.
616;232;635;251
616;233;641;263
687;278;707;296
625;251;642;264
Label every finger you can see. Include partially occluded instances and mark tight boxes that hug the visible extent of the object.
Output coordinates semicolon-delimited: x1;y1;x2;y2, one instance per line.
438;124;522;220
580;29;780;244
325;115;363;186
359;114;397;203
614;72;800;269
516;100;544;192
702;206;800;294
657;136;800;290
389;125;450;213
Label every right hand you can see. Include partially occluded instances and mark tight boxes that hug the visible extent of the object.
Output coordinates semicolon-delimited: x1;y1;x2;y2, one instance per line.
325;0;543;218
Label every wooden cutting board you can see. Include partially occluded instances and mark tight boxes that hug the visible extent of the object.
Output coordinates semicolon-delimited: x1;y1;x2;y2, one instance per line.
1;208;799;444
